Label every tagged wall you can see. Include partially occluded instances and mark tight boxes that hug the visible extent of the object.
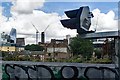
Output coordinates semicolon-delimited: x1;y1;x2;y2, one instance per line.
2;61;119;80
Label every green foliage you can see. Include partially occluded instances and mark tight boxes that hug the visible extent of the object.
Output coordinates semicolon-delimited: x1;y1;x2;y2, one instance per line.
88;58;112;64
45;58;53;62
25;44;44;51
94;48;102;59
52;55;84;63
69;35;93;58
71;57;83;63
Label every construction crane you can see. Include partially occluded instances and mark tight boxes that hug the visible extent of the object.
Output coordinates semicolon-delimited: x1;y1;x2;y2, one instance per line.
44;24;50;32
41;24;51;43
41;23;56;43
31;23;39;44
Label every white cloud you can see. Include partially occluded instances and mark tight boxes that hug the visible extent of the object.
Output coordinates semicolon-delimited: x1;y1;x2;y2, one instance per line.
90;8;118;32
0;6;2;14
0;4;118;44
0;7;8;29
0;10;77;44
12;0;45;14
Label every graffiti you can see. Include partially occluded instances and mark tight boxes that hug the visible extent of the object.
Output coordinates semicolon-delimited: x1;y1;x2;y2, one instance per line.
60;66;79;79
2;64;118;80
84;67;118;80
5;64;55;80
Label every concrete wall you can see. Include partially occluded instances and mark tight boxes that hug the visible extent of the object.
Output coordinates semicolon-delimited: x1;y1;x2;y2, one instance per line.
2;61;119;80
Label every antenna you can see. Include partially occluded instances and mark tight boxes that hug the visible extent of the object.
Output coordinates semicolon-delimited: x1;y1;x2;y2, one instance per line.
31;22;39;44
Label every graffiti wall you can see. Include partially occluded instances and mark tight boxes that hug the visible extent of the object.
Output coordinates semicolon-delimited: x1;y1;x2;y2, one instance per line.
2;61;119;80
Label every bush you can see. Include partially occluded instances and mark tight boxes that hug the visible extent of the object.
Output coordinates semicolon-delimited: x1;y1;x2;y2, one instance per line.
94;48;102;59
88;58;112;64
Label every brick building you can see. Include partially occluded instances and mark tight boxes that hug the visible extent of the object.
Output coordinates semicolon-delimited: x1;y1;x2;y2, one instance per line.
43;39;71;60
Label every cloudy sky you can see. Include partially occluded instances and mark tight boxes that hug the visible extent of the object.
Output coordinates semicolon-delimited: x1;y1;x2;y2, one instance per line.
0;0;119;44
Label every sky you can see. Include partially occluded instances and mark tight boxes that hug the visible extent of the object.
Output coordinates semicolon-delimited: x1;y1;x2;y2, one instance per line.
0;0;119;44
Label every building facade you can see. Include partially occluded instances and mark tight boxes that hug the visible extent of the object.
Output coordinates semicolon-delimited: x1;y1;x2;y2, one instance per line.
44;39;71;60
0;29;25;52
16;38;25;51
0;43;16;52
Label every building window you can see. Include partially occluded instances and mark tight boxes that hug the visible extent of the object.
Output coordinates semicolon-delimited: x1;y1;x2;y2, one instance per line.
48;53;51;56
55;53;58;56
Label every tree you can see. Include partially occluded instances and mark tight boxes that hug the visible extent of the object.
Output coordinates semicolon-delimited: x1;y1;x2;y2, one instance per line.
25;44;44;51
69;35;93;58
